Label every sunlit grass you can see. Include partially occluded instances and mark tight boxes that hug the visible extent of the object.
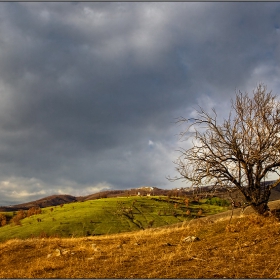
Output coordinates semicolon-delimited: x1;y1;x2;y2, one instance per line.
0;196;229;242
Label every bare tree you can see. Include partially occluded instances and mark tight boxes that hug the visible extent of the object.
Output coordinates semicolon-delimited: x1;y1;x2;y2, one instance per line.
169;84;280;216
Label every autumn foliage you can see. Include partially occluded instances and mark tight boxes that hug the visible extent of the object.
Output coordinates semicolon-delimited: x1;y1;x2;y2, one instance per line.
0;214;6;227
10;207;42;226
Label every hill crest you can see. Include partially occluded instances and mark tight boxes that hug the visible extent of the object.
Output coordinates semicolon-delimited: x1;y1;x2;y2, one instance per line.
1;181;280;212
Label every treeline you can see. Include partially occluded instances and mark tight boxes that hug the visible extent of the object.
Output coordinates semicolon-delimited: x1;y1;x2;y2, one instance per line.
0;207;42;227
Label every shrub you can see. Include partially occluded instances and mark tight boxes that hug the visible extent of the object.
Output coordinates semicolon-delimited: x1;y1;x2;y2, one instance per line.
0;214;7;227
11;216;22;226
206;197;230;207
27;207;42;217
17;209;27;220
10;209;27;226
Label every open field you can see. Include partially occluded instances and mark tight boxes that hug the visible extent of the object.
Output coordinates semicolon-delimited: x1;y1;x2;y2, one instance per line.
0;196;229;242
0;201;280;278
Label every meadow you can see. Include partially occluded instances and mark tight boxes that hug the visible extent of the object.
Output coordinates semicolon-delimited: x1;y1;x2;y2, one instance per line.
0;196;229;242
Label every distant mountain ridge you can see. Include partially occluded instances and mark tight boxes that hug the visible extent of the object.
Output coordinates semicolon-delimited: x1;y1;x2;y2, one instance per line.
0;187;169;211
1;181;280;212
0;195;78;212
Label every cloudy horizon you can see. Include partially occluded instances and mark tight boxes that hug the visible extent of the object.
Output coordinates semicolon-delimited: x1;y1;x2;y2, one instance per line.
1;2;280;205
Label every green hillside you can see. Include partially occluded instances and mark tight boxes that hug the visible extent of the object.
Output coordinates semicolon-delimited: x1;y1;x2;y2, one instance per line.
0;196;229;242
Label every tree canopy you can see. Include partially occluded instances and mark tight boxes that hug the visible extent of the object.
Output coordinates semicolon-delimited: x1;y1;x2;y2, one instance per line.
171;84;280;215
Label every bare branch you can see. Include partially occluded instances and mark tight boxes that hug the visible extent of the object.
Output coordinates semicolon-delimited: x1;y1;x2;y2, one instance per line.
170;84;280;216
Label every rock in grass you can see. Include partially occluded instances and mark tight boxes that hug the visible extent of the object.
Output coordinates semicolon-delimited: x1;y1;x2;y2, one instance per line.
183;236;200;242
62;249;69;255
91;244;101;252
55;249;61;256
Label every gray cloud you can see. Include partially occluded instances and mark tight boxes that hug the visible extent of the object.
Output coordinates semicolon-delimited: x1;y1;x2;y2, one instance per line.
0;2;280;205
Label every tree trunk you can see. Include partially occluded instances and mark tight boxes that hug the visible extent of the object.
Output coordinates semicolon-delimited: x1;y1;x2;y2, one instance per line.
251;201;270;216
242;186;271;216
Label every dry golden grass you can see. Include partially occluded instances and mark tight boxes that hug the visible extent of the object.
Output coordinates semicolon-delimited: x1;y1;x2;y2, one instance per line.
0;209;280;278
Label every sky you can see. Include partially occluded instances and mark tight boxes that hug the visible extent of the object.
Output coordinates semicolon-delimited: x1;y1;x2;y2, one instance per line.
1;2;280;205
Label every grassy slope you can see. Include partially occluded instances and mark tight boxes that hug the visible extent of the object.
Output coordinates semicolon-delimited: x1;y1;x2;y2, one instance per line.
0;210;280;278
0;196;228;242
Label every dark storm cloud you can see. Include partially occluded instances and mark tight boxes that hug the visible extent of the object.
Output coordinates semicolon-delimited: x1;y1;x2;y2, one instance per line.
0;2;280;204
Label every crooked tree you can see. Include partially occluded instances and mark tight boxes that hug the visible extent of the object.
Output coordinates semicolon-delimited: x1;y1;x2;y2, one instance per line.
170;84;280;215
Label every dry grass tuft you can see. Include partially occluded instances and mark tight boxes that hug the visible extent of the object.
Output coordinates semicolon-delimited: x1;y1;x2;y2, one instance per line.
0;211;280;278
